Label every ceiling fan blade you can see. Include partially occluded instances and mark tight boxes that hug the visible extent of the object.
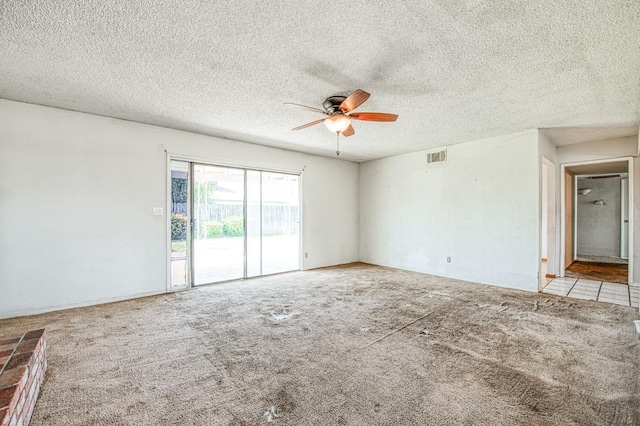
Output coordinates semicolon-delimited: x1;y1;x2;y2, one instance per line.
342;124;355;137
350;112;398;122
292;118;325;131
284;102;328;115
339;89;370;113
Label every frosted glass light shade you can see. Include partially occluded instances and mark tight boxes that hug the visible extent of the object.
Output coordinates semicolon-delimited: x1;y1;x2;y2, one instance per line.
324;116;351;133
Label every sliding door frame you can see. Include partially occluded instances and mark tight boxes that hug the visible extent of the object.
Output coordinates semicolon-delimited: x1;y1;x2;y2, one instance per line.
165;153;303;291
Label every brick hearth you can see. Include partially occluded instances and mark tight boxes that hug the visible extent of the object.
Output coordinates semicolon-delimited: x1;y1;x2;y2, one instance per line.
0;330;47;426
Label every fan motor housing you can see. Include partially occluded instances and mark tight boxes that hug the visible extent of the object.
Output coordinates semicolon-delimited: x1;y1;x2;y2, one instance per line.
323;96;347;114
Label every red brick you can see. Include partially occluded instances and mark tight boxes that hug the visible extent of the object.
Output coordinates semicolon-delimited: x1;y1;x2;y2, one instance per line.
23;376;33;400
14;341;37;357
0;386;18;412
0;338;19;348
0;367;27;392
14;392;25;421
26;388;35;416
24;401;34;424
30;363;39;379
20;331;42;342
32;342;42;358
0;330;46;426
3;354;32;372
0;346;15;356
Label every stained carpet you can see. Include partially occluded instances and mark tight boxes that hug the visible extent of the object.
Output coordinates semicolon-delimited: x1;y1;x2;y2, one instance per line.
0;263;638;425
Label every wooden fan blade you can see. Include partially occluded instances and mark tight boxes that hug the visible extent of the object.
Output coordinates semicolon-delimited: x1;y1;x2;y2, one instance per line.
284;102;328;115
339;89;370;112
342;124;355;137
292;118;325;131
350;112;398;122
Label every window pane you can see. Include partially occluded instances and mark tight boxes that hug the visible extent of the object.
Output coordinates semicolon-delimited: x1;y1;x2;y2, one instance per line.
261;172;300;275
246;170;261;277
192;165;245;284
170;160;189;288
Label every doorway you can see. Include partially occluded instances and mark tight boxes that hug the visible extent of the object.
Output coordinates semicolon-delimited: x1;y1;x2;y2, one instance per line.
560;160;632;279
169;160;301;289
542;158;636;307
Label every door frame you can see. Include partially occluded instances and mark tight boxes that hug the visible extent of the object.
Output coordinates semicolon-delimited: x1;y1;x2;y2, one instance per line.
166;158;192;292
559;157;634;284
165;152;303;291
190;162;247;286
621;177;629;259
539;157;558;290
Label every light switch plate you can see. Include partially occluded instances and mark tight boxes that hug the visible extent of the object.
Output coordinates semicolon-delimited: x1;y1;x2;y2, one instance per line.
153;207;164;216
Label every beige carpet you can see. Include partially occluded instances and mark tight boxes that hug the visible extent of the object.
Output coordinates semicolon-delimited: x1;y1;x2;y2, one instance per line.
1;263;638;425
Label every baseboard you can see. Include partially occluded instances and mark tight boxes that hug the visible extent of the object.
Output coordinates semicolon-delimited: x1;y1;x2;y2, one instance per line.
0;289;167;320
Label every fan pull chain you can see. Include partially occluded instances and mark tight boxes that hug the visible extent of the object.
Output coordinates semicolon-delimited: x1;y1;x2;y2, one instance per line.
336;131;340;156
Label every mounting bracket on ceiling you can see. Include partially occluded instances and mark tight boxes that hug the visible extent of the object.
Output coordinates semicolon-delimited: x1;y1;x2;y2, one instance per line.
323;96;347;114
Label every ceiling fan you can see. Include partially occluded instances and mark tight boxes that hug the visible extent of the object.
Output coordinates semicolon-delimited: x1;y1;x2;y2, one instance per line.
285;89;398;156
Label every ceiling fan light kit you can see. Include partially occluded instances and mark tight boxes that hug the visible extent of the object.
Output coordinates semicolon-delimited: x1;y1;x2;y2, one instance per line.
324;115;351;133
285;89;398;156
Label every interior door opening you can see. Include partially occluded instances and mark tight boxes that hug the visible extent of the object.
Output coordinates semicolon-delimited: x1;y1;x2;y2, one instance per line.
542;158;635;307
559;159;632;287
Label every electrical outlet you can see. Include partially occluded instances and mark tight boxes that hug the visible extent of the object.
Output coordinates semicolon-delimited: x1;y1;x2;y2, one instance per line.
305;252;308;259
446;256;451;263
153;207;164;216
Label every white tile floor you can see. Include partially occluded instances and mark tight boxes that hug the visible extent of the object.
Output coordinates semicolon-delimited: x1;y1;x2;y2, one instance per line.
542;278;639;308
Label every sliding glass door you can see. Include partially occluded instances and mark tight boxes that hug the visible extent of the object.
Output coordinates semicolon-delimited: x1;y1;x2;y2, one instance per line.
246;171;300;277
170;161;300;288
246;171;262;278
170;160;190;289
261;172;300;275
192;165;245;285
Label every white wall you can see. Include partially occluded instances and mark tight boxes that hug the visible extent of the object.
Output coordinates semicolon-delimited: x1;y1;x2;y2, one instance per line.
539;131;558;276
557;136;637;164
539;131;558;164
541;164;548;259
0;100;359;318
633;157;640;289
359;130;540;292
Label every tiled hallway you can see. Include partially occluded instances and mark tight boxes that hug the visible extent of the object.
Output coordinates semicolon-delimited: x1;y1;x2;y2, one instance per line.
542;277;639;308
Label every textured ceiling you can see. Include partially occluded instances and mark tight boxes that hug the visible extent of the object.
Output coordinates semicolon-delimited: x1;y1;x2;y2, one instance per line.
1;1;639;162
542;125;639;147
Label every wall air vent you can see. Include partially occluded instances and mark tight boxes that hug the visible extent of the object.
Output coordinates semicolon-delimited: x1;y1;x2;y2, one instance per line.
426;149;447;164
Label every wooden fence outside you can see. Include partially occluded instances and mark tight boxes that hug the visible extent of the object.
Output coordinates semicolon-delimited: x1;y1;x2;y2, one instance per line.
172;202;299;235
